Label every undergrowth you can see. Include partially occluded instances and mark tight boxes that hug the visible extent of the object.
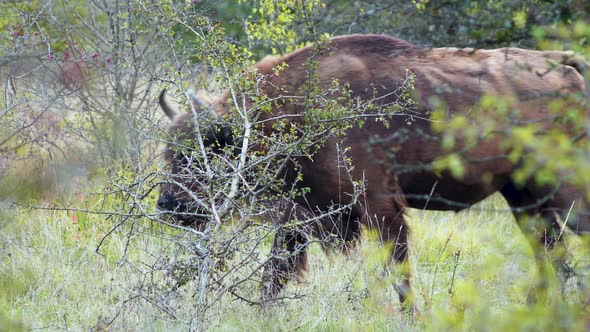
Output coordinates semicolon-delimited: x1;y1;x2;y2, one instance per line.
1;194;589;331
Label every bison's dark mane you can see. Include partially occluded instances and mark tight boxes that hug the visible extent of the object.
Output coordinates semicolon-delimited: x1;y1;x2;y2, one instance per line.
329;34;419;55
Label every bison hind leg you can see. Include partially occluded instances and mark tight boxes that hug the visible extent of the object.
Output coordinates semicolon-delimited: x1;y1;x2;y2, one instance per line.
500;181;587;303
360;205;417;313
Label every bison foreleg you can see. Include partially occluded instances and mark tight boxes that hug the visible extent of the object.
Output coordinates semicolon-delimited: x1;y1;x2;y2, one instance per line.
261;227;309;303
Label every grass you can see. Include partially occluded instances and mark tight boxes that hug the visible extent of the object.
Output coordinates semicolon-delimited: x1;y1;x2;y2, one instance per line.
1;194;589;331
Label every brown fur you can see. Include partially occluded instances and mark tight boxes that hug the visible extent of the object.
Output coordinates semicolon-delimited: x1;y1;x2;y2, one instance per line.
159;34;589;308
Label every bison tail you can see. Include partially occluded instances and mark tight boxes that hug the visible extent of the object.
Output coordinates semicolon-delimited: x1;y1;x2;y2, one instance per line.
543;50;589;76
562;54;588;76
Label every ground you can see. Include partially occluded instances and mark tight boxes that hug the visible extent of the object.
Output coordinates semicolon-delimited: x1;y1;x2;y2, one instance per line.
1;194;588;331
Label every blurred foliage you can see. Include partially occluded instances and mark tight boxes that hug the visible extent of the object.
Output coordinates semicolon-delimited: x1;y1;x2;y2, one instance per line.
0;268;26;332
0;0;98;58
192;0;590;53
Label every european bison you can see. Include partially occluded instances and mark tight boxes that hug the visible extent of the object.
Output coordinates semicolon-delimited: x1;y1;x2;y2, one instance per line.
158;34;589;309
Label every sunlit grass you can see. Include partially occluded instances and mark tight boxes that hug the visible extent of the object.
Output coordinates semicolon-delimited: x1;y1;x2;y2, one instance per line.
1;194;588;331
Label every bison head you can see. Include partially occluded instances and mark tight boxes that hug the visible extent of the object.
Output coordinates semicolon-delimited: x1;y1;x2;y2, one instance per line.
157;89;235;226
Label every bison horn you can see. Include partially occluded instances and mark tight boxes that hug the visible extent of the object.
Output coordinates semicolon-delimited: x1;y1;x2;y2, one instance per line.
159;89;179;119
159;88;216;120
188;89;208;108
187;89;218;119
